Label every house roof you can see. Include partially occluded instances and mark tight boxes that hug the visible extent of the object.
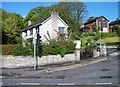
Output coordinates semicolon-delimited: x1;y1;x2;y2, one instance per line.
109;19;120;25
22;14;69;32
84;16;109;25
21;15;50;32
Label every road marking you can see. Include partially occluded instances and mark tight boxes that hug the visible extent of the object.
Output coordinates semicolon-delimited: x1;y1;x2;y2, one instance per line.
46;58;107;73
96;83;112;85
21;83;40;85
58;83;75;85
109;52;120;57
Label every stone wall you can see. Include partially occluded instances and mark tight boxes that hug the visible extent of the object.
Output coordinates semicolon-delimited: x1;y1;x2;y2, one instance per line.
0;51;80;68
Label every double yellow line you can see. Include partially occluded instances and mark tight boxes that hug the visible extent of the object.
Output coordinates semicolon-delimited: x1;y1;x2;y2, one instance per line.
45;58;107;73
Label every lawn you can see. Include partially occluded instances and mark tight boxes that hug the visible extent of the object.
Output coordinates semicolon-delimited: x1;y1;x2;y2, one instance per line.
96;37;120;43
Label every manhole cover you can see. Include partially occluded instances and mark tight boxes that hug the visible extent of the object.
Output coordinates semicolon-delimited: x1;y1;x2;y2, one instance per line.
100;76;112;79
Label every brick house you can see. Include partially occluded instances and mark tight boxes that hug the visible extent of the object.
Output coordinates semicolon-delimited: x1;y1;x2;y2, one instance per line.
109;19;120;32
81;16;109;33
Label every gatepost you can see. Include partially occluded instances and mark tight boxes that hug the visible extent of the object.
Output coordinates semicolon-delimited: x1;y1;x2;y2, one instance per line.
74;40;81;60
100;44;107;57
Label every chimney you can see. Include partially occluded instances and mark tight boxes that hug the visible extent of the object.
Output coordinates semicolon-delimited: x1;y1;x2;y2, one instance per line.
28;20;31;26
51;10;58;38
51;9;58;18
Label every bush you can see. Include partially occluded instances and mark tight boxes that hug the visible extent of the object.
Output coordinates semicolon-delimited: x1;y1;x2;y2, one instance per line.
83;43;97;57
42;40;76;57
101;32;108;38
108;33;118;37
101;32;117;38
93;33;100;41
2;40;76;57
12;43;34;56
2;44;15;55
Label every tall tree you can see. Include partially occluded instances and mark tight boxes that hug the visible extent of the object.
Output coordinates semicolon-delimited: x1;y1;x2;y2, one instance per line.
24;6;51;27
2;9;23;44
59;2;88;37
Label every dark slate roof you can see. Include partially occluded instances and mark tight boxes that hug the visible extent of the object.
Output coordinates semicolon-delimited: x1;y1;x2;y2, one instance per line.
84;17;97;25
109;19;120;25
22;15;50;32
84;16;109;25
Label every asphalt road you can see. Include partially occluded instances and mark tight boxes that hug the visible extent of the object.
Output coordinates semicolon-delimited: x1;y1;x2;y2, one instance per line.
1;48;120;86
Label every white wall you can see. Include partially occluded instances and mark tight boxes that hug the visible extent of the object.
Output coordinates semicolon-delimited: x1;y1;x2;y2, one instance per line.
1;53;80;68
103;27;108;32
40;18;52;42
58;18;68;34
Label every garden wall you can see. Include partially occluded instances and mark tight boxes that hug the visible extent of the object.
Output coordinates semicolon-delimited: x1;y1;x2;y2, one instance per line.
0;50;80;68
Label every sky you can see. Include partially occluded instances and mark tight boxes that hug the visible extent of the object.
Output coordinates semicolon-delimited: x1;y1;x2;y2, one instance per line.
1;2;119;22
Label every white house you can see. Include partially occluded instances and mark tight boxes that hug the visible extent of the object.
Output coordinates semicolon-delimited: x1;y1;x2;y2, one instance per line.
21;11;69;43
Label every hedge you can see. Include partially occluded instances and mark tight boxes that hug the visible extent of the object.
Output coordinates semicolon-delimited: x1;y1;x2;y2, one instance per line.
2;44;15;55
2;40;76;57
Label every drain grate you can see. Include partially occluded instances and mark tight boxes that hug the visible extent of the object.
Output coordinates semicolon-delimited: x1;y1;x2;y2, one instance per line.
100;76;112;79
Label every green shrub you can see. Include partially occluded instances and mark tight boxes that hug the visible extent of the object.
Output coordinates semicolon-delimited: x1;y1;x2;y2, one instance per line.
42;40;75;57
101;32;108;38
2;40;76;57
93;33;100;41
108;33;118;37
93;32;97;36
12;43;34;56
2;44;15;55
84;43;97;57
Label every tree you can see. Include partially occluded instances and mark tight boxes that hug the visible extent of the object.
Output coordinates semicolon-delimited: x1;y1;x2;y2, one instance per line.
59;2;88;37
24;6;51;27
2;9;23;44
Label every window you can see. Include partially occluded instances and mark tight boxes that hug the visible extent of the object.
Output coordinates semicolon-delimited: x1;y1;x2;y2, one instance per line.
98;21;102;28
59;27;65;33
103;20;107;27
98;21;103;31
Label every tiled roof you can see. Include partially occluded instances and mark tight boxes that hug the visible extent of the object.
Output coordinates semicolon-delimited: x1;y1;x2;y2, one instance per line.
84;16;109;25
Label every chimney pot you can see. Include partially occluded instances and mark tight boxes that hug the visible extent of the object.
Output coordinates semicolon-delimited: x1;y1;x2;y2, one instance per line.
28;20;31;26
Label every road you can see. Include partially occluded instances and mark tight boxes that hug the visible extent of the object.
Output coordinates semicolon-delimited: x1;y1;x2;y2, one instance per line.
1;48;120;86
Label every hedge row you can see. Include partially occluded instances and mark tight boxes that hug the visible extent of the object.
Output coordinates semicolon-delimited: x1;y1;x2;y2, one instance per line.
2;40;76;57
2;44;15;55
